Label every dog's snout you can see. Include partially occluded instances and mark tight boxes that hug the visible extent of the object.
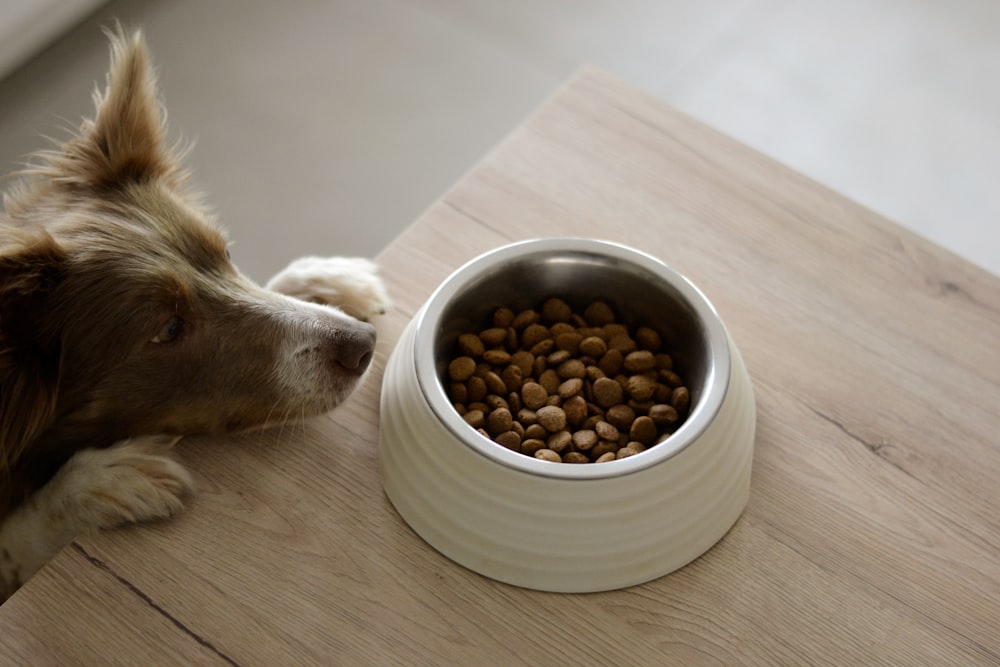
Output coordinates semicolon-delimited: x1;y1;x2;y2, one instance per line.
331;321;377;374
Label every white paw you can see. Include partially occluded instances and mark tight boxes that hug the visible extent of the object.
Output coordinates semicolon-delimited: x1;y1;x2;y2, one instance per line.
266;256;392;322
51;436;194;532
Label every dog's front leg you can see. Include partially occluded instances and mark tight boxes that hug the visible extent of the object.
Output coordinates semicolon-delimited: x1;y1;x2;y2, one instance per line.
0;435;192;601
266;256;392;322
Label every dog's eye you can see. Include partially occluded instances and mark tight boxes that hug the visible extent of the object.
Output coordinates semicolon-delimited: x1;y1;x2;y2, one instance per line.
151;316;184;344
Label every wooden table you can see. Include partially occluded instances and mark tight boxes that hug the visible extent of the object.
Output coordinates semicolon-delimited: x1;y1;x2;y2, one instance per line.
2;69;999;666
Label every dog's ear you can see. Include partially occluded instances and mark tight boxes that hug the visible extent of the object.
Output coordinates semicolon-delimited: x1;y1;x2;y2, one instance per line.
42;26;185;189
0;231;66;475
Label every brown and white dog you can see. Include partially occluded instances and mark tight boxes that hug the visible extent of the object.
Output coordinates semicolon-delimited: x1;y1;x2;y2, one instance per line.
0;28;390;601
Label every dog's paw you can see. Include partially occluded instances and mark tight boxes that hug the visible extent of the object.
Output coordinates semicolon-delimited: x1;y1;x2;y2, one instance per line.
266;256;392;322
51;436;194;532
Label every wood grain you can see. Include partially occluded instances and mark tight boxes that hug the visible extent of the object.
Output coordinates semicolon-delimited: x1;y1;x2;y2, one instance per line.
1;68;998;666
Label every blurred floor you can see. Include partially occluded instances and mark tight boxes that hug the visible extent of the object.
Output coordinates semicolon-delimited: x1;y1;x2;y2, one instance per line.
1;0;997;282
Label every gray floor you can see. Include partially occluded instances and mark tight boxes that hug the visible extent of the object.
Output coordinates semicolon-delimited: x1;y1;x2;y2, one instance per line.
2;0;998;283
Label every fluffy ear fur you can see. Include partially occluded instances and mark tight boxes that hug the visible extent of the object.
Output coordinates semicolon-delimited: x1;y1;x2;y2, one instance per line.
36;26;184;189
0;230;66;480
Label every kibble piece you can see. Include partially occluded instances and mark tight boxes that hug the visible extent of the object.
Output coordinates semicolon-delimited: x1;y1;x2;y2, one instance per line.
480;327;508;346
556;358;586;380
590;439;618;459
448;356;477;381
558;377;584;399
466;376;487;402
605;404;636;432
626;374;657;402
635;327;661;352
485;394;509;411
584;301;616;326
511;309;539;329
511;351;534;376
529;339;555;356
572;429;599;451
536;405;567;432
555;331;583;354
598;349;624;376
493;307;515;328
535;449;562;463
542;297;573;324
524;423;547;440
623;350;656;373
486;408;513;436
521;324;551;349
521;382;548;410
629;416;658;445
547;430;572;453
449;382;468;404
501;365;523;393
595;451;617;463
495;430;521;451
484;371;507;396
462;409;486;429
579;336;608;358
672;386;691;413
563;395;588;426
539;369;561;394
547;349;571;366
593;377;624;409
521;438;546;455
458;334;485;357
563;452;590;464
594;420;619;441
608;333;637;354
483;349;512;366
649;403;678;426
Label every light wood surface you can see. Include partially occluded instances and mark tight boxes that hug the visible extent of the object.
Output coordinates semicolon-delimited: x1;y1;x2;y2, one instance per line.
2;68;999;666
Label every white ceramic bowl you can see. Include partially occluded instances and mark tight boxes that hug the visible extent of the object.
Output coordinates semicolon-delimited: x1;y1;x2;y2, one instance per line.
379;238;755;592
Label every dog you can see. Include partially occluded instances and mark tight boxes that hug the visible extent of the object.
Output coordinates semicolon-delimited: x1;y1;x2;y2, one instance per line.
0;27;391;601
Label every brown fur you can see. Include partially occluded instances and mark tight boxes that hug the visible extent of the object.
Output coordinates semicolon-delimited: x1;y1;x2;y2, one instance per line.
0;27;387;600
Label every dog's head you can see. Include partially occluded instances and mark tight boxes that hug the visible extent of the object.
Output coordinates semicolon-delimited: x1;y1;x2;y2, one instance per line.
0;29;376;479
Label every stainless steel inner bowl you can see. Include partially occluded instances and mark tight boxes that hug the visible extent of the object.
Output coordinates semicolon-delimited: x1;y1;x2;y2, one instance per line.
414;237;732;478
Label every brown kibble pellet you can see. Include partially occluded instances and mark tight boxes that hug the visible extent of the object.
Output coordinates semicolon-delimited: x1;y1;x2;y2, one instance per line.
521;438;546;455
563;395;588;426
635;327;661;352
484;371;507;396
572;429;598;451
539;369;561;394
584;301;616;326
535;449;562;463
623;350;656;373
448;297;689;464
483;349;511;366
579;336;608;357
598;348;624;376
495;430;521;451
556;358;586;380
521;382;548;410
595;420;619;441
593;377;623;409
649;403;679;426
629;416;658;445
449;356;476;381
511;309;538;329
542;297;573;324
605;404;636;431
458;333;485;357
486;408;513;436
547;430;572;453
558;377;584;399
493;307;515;328
536;405;567;432
672;386;690;413
626;374;657;401
462;409;486;429
480;327;507;346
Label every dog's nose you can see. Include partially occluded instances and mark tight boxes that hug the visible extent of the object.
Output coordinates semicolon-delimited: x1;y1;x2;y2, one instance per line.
332;321;377;374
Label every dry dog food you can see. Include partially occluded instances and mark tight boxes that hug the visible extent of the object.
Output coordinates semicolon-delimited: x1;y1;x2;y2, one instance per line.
447;297;690;463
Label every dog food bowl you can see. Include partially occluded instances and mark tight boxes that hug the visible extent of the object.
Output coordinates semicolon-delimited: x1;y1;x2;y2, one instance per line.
378;238;755;592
